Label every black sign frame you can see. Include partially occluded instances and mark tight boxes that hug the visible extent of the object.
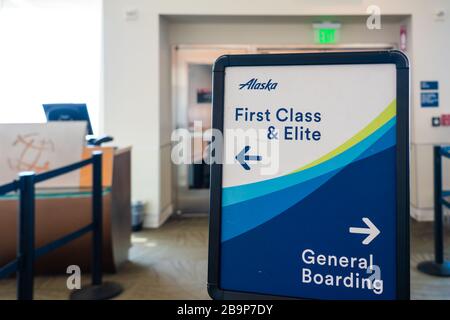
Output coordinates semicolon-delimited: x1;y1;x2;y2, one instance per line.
208;50;410;300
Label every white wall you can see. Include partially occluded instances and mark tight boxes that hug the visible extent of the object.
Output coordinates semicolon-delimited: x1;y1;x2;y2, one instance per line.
168;16;405;45
103;0;450;226
103;1;160;220
158;17;174;226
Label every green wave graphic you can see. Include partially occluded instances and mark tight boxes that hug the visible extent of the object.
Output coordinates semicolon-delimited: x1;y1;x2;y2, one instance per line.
291;99;396;173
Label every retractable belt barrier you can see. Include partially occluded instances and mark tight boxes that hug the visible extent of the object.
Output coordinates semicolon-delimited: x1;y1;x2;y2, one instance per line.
418;146;450;276
0;151;123;300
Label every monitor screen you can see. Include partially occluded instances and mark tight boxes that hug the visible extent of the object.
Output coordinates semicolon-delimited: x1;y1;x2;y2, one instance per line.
43;103;93;135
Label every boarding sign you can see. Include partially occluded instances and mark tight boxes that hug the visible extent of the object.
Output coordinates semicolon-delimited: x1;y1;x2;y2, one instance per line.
208;51;410;300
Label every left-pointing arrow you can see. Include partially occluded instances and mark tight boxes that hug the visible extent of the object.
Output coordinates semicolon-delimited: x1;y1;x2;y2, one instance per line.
235;146;262;170
349;217;380;245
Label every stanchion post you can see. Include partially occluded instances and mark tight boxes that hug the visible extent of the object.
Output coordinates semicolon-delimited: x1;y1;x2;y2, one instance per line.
92;151;103;285
418;146;450;276
17;172;36;300
434;146;444;264
70;151;123;300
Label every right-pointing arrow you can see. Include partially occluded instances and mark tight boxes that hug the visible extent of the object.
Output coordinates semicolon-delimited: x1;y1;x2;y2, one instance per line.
349;217;380;245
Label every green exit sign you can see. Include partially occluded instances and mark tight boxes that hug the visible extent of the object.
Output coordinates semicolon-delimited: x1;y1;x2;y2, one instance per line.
313;22;341;44
317;29;336;44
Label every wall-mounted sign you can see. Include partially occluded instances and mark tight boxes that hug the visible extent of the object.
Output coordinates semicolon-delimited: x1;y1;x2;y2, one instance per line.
208;51;410;300
421;81;439;108
421;81;439;90
197;88;212;103
421;92;439;108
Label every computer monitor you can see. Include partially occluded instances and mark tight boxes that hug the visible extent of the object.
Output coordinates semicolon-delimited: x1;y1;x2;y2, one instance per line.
42;103;93;135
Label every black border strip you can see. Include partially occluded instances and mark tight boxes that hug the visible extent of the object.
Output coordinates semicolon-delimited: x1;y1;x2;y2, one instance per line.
208;50;410;300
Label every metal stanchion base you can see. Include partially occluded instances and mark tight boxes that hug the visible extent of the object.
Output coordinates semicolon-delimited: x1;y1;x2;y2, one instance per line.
418;261;450;277
70;282;123;300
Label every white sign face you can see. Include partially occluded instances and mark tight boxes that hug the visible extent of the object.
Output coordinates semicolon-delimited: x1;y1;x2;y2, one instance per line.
222;64;396;187
219;63;399;300
0;122;86;188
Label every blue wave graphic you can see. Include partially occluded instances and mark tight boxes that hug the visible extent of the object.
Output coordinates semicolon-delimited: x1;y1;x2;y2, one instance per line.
223;118;396;207
220;146;397;299
221;122;396;242
222;170;338;242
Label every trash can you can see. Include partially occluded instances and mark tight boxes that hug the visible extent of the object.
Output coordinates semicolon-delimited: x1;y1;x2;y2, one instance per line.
131;201;145;232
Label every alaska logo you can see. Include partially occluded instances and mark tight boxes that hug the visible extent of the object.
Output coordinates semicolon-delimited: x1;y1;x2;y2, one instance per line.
239;78;278;91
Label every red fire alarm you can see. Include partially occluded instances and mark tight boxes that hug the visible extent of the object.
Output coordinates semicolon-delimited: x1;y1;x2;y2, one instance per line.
400;26;407;51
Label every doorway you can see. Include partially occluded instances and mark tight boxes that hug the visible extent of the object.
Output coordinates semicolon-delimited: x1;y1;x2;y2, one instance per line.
172;46;249;214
